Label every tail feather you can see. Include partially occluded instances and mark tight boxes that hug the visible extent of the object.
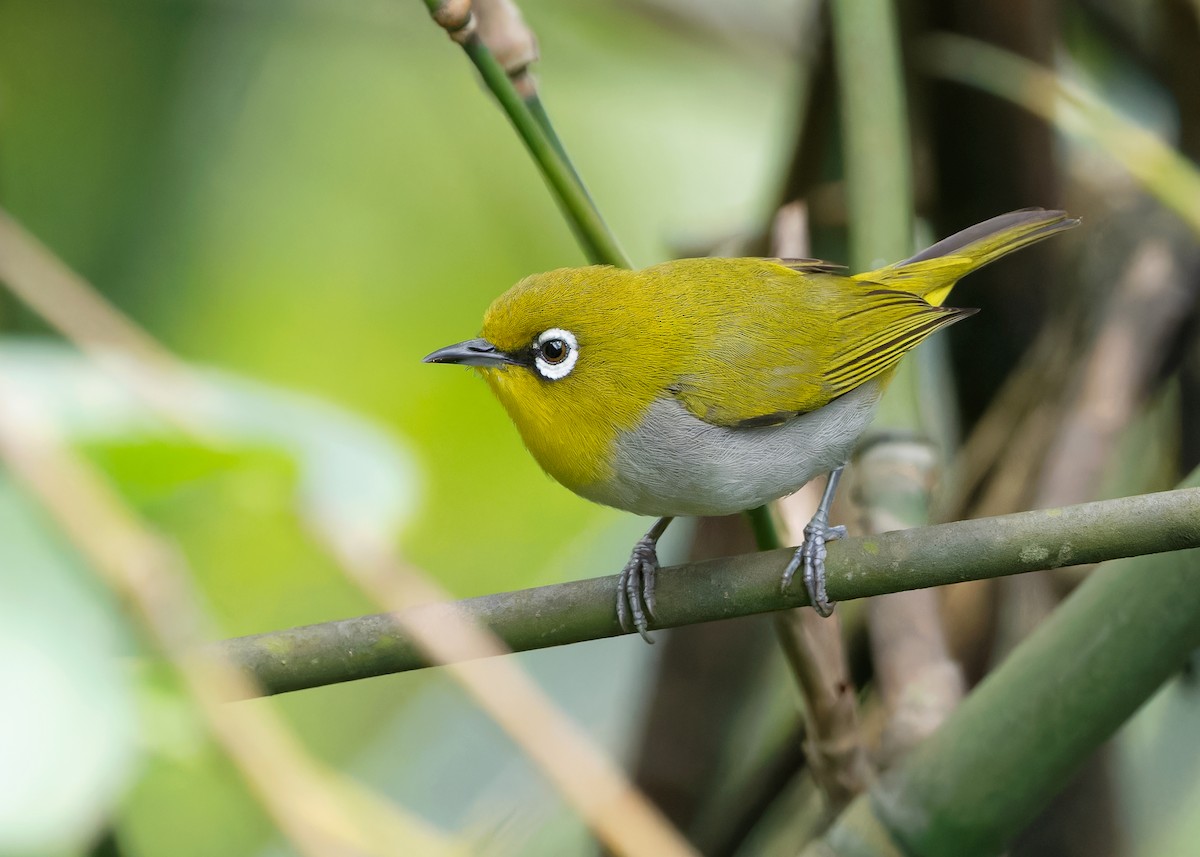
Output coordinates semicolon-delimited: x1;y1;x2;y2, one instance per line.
857;208;1079;307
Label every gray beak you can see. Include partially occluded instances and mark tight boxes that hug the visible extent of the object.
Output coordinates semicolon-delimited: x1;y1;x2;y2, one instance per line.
422;338;519;368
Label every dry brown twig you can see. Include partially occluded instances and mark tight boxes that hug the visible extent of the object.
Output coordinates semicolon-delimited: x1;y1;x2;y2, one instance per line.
850;439;964;766
309;522;699;857
1035;236;1198;509
0;207;216;440
0;377;462;857
0;209;697;857
769;201;873;809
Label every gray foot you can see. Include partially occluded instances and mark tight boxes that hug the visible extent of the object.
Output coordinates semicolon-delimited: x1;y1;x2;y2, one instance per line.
781;517;847;617
617;534;660;643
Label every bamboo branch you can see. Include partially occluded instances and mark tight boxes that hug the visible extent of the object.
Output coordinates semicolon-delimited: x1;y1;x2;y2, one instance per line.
219;487;1200;696
808;473;1200;857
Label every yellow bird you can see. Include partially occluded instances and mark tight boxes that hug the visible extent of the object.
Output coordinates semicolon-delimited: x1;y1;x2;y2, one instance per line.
425;208;1078;640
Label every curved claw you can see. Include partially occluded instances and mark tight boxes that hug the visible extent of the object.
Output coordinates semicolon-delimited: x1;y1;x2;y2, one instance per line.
781;552;802;594
779;467;847;616
616;535;660;643
780;516;845;617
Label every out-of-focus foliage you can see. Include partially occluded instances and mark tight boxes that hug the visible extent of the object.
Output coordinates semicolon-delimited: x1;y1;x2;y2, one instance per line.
0;0;794;589
1116;672;1200;857
4;0;1200;854
0;0;797;854
0;473;137;855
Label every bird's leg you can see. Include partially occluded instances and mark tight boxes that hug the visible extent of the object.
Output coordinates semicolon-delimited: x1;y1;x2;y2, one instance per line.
616;516;673;643
781;466;847;617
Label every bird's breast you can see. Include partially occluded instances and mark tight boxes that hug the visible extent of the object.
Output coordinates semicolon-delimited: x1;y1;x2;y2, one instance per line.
577;379;884;517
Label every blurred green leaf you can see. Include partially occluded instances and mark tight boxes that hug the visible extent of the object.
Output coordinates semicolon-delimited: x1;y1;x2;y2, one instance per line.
0;475;138;855
1115;672;1200;857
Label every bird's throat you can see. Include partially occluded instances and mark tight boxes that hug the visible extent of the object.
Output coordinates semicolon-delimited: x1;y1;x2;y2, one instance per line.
480;367;629;495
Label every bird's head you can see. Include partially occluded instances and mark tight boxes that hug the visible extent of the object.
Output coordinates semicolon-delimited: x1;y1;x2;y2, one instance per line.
424;266;672;491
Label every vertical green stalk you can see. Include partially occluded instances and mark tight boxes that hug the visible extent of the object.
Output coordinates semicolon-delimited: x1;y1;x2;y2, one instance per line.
829;0;964;764
830;0;912;269
422;1;630;268
745;505;782;551
830;0;922;432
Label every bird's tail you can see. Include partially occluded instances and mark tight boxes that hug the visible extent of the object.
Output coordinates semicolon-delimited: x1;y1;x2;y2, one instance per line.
856;208;1079;307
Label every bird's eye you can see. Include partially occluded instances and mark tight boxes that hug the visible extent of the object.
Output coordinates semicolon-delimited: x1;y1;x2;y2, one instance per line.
539;339;567;364
533;328;579;381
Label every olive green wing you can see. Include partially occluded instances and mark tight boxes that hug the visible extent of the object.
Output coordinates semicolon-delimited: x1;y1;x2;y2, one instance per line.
671;271;975;428
815;288;976;397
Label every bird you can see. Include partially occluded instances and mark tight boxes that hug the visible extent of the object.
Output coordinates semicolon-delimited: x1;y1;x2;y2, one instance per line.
424;208;1078;641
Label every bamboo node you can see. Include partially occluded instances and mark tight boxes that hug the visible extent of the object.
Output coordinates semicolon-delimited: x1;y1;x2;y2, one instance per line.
432;0;476;43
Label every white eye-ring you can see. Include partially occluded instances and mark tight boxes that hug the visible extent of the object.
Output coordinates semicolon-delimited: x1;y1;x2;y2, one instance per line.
533;328;578;380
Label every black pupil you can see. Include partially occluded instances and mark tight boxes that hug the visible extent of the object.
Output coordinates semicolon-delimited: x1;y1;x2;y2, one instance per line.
540;339;567;363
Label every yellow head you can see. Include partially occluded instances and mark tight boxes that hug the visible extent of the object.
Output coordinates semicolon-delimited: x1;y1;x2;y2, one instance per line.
424;266;684;494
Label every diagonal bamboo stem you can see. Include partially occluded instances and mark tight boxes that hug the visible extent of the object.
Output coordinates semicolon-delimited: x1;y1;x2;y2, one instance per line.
808;469;1200;857
219;486;1200;696
420;0;629;267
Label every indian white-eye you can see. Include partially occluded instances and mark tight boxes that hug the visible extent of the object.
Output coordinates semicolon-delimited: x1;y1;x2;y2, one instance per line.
425;208;1078;640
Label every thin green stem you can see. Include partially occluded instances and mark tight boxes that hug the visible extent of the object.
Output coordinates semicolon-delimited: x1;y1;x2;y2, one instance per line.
461;36;628;266
830;0;912;272
746;505;782;550
217;486;1200;696
524;92;589;197
830;0;922;432
421;2;630;267
830;0;927;449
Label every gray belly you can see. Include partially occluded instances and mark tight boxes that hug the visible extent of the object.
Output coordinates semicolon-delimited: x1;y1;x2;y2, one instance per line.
579;380;883;517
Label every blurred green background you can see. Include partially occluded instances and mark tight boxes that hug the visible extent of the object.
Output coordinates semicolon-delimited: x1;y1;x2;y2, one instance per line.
5;1;1200;856
0;0;798;854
